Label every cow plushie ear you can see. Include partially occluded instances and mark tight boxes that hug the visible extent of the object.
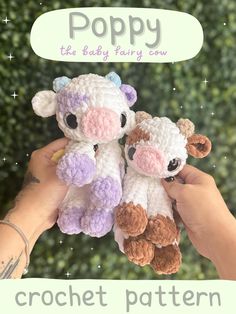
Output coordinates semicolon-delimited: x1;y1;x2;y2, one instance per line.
186;134;212;158
32;90;57;117
105;71;137;106
176;118;212;158
120;84;137;107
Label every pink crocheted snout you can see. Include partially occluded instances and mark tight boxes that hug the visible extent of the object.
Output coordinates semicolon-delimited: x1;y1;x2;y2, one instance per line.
82;108;120;142
133;145;165;176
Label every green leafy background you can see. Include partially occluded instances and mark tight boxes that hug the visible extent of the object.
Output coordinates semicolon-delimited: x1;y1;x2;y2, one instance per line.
0;0;235;280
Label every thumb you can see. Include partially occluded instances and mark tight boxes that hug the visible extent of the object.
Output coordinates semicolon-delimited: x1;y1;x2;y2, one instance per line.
43;137;69;154
161;178;184;200
43;137;69;159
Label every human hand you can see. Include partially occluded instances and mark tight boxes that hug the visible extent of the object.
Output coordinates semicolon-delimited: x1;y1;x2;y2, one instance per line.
6;138;69;238
162;165;234;261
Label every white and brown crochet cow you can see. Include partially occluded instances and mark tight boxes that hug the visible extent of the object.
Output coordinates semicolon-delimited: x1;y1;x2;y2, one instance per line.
114;112;212;274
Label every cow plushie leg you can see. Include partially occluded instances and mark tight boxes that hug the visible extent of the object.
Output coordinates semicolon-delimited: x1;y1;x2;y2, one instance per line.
115;168;155;265
57;185;88;234
145;179;178;246
80;142;123;237
115;167;149;237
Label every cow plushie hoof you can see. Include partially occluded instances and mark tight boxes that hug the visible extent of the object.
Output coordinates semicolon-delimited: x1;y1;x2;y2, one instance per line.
151;244;182;275
124;236;155;266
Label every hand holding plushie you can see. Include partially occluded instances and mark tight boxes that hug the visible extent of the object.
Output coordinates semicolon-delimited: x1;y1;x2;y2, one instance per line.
114;113;211;274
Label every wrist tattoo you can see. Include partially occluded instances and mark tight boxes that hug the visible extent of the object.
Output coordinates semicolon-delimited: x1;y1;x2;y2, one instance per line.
12;172;40;208
22;171;40;188
0;253;23;279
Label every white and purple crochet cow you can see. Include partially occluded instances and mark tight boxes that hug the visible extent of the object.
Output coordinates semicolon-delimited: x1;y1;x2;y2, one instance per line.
32;72;137;237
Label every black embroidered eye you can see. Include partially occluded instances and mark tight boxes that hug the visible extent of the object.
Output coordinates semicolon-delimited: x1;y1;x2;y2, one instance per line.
120;112;127;128
168;158;181;172
64;113;78;129
128;147;136;160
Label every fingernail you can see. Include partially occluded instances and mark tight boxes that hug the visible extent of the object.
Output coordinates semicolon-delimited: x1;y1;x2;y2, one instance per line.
165;176;175;182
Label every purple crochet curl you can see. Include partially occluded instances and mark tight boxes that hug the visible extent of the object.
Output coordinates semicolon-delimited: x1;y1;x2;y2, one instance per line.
90;176;122;208
57;90;88;113
57;206;85;235
81;209;114;237
57;153;96;186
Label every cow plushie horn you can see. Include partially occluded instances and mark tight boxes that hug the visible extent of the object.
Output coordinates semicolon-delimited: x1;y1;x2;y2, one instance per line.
135;111;152;124
105;72;122;87
176;118;195;138
53;76;71;92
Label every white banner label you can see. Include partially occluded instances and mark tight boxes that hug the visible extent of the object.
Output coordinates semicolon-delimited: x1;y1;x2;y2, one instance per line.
30;7;203;63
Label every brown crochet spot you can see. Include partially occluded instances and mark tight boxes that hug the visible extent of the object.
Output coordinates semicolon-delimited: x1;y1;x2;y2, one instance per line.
145;214;178;246
115;202;148;236
126;126;150;146
151;245;182;275
124;236;155;266
186;134;212;158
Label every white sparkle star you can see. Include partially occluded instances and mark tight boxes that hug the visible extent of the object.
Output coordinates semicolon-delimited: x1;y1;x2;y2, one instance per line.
211;112;215;116
223;22;226;26
97;265;101;269
212;164;216;168
200;105;204;109
90;247;94;251
15;162;18;165
70;247;74;251
173;87;176;91
59;240;63;244
202;78;209;85
65;272;71;278
2;16;10;24
180;105;183;109
26;153;29;157
2;157;6;162
7;53;14;61
11;91;18;99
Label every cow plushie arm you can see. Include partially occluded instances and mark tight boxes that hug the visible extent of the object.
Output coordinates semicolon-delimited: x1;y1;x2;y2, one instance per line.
57;141;96;187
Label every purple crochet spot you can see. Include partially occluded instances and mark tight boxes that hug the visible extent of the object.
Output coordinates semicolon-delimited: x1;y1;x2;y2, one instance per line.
57;206;85;235
57;153;96;186
57;90;88;113
81;209;114;237
90;176;122;208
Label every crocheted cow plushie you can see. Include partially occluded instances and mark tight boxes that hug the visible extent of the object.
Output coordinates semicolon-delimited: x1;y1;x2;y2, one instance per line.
114;113;212;274
32;72;137;237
